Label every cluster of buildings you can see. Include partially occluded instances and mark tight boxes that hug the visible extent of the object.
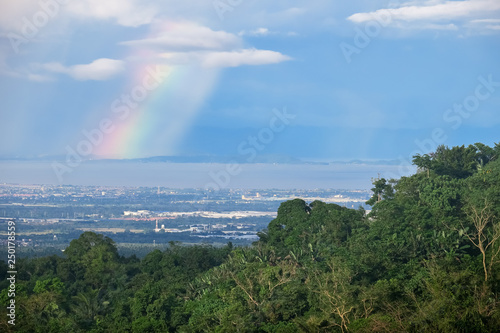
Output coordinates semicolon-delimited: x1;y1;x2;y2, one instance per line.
153;219;255;234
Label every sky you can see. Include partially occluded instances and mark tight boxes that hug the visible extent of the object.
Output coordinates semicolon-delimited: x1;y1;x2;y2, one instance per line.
0;0;499;163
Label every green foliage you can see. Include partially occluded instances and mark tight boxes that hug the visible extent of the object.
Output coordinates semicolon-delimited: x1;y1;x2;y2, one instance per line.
412;143;499;179
3;142;500;332
261;199;364;256
366;178;395;206
33;277;65;295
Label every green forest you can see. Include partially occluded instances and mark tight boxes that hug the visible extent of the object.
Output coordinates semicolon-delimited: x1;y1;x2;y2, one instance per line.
1;143;500;332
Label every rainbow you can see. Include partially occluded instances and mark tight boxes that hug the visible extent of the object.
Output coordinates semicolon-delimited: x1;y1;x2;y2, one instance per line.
93;63;219;159
92;20;220;159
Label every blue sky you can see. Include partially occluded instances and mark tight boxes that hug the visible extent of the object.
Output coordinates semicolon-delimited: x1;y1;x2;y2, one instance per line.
0;0;499;161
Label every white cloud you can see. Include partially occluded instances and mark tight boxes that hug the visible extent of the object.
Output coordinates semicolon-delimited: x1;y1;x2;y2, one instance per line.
393;22;459;30
239;28;270;37
66;0;157;27
27;73;53;82
470;18;500;24
349;0;500;23
347;0;500;32
469;18;500;30
0;0;333;34
424;23;459;30
201;49;291;68
41;58;125;80
120;22;241;51
158;49;291;68
0;0;156;33
124;21;291;69
238;28;299;37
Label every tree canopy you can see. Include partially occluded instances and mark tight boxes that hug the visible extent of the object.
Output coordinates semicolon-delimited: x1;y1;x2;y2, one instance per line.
2;142;500;332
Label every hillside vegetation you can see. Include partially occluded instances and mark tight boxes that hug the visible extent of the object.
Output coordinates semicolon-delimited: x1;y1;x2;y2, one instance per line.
1;143;500;332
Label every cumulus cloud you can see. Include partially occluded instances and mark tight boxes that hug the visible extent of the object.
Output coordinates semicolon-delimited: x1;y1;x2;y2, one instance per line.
123;22;291;68
120;23;241;51
41;58;125;80
202;49;291;68
158;49;291;68
347;0;500;32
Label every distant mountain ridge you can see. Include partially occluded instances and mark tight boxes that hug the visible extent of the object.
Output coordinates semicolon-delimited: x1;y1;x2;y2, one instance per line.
0;154;402;165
